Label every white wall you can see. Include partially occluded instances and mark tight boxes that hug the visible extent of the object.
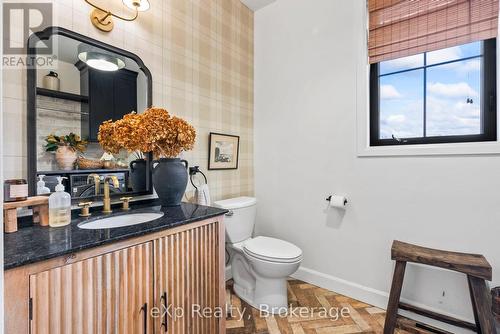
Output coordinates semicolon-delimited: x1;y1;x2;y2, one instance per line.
0;1;4;331
36;60;80;94
254;0;500;331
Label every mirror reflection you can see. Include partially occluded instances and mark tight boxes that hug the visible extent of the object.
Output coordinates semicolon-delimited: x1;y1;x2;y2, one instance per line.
30;29;152;200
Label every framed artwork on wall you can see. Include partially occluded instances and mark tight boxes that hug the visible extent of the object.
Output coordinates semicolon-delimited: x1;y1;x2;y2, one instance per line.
208;132;240;170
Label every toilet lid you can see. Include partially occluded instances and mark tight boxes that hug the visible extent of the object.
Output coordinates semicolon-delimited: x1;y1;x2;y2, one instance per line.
243;236;302;263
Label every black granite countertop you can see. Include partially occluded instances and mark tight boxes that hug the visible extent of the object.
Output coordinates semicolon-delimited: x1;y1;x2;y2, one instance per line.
4;201;227;270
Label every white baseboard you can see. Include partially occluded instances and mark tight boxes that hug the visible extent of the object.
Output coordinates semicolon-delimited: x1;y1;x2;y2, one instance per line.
291;266;475;334
292;266;389;309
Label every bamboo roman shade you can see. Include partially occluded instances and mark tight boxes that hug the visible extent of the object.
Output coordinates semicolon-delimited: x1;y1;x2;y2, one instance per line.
368;0;499;64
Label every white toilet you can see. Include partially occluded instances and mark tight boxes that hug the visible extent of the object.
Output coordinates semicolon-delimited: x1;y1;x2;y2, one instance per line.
213;196;302;314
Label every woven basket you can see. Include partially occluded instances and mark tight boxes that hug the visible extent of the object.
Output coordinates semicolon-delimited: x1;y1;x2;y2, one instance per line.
77;157;103;170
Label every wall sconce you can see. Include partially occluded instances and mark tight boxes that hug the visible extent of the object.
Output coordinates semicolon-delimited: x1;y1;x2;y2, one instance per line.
85;0;150;32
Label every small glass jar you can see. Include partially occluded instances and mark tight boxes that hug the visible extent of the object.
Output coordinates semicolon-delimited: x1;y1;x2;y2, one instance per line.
4;179;28;202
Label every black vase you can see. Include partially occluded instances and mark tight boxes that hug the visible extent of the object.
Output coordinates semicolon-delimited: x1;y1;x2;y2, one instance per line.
129;159;147;192
152;158;188;207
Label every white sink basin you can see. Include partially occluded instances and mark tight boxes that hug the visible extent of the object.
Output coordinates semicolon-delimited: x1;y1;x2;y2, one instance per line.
78;212;164;230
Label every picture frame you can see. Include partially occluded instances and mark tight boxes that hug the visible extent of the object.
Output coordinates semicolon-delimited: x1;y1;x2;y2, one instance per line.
208;132;240;170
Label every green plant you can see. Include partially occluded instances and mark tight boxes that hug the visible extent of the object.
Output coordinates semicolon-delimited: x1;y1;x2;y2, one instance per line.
44;133;88;153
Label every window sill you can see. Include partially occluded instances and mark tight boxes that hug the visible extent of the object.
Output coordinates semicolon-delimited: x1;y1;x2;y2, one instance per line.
357;141;500;157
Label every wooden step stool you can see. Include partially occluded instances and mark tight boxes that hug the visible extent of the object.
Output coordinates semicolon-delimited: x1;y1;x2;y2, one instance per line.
3;196;49;233
384;240;497;334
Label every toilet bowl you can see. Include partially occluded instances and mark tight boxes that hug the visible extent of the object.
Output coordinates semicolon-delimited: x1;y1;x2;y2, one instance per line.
213;197;302;314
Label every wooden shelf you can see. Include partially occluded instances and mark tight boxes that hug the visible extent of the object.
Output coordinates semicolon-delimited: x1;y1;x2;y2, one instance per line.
36;88;89;103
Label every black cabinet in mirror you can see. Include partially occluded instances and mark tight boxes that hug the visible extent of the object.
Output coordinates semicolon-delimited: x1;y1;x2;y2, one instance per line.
27;27;153;200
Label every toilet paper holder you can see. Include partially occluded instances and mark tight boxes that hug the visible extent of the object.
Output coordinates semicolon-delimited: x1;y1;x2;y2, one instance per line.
326;195;348;205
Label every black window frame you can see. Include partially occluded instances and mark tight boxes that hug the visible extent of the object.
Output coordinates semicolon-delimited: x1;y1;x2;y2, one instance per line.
370;38;497;146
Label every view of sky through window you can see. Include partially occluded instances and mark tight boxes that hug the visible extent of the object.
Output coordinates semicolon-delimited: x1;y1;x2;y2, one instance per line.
378;42;482;139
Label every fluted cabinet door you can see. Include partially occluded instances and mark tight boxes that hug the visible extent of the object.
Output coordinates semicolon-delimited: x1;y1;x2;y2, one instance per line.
29;242;154;334
154;221;222;334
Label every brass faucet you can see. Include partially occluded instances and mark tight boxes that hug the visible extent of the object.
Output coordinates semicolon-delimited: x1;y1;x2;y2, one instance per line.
120;197;133;211
87;173;101;196
102;175;119;214
78;201;93;217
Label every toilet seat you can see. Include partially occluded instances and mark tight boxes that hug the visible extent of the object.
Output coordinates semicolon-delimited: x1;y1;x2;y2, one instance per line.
243;236;302;263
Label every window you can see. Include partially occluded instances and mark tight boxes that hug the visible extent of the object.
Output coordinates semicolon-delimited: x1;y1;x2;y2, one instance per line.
370;39;497;146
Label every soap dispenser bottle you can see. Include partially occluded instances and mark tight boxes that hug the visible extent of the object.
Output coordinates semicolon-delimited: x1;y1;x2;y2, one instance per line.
36;174;51;195
49;177;71;227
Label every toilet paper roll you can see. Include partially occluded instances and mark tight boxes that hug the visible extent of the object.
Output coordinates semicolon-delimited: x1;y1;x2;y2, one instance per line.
328;195;347;208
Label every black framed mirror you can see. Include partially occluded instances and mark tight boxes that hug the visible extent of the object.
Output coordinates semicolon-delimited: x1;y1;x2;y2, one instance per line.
27;26;153;200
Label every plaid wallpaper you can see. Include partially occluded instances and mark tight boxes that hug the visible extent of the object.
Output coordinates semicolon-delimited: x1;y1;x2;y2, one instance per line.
2;0;254;202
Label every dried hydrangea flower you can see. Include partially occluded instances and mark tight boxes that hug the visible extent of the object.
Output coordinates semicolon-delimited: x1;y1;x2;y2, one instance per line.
97;108;196;158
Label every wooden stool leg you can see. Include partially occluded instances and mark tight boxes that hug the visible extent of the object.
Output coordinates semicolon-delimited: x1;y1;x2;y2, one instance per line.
38;205;49;227
384;261;407;334
468;276;482;334
468;275;497;334
32;206;40;224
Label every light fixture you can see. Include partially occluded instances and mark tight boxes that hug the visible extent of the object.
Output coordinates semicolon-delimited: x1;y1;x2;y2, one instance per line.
78;46;126;72
122;0;150;12
84;0;151;32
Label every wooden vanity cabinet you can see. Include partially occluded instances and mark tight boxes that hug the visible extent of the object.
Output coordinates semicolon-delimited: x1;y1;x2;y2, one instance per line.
4;217;225;334
154;221;222;334
30;242;154;334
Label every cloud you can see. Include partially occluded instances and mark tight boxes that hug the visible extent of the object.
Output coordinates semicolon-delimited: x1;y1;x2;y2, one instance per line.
427;46;461;64
457;59;481;73
382;54;422;72
435;58;481;75
380;84;402;99
427;82;478;98
380;100;423;138
386;114;406;123
426;96;480;136
380;93;481;138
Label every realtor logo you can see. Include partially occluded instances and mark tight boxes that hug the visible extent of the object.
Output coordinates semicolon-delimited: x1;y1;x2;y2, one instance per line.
3;2;53;55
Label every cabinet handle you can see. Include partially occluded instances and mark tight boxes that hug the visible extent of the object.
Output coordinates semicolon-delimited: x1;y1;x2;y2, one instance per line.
160;292;168;332
140;303;148;334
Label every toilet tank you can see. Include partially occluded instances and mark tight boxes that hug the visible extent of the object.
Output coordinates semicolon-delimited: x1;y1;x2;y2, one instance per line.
213;197;257;244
